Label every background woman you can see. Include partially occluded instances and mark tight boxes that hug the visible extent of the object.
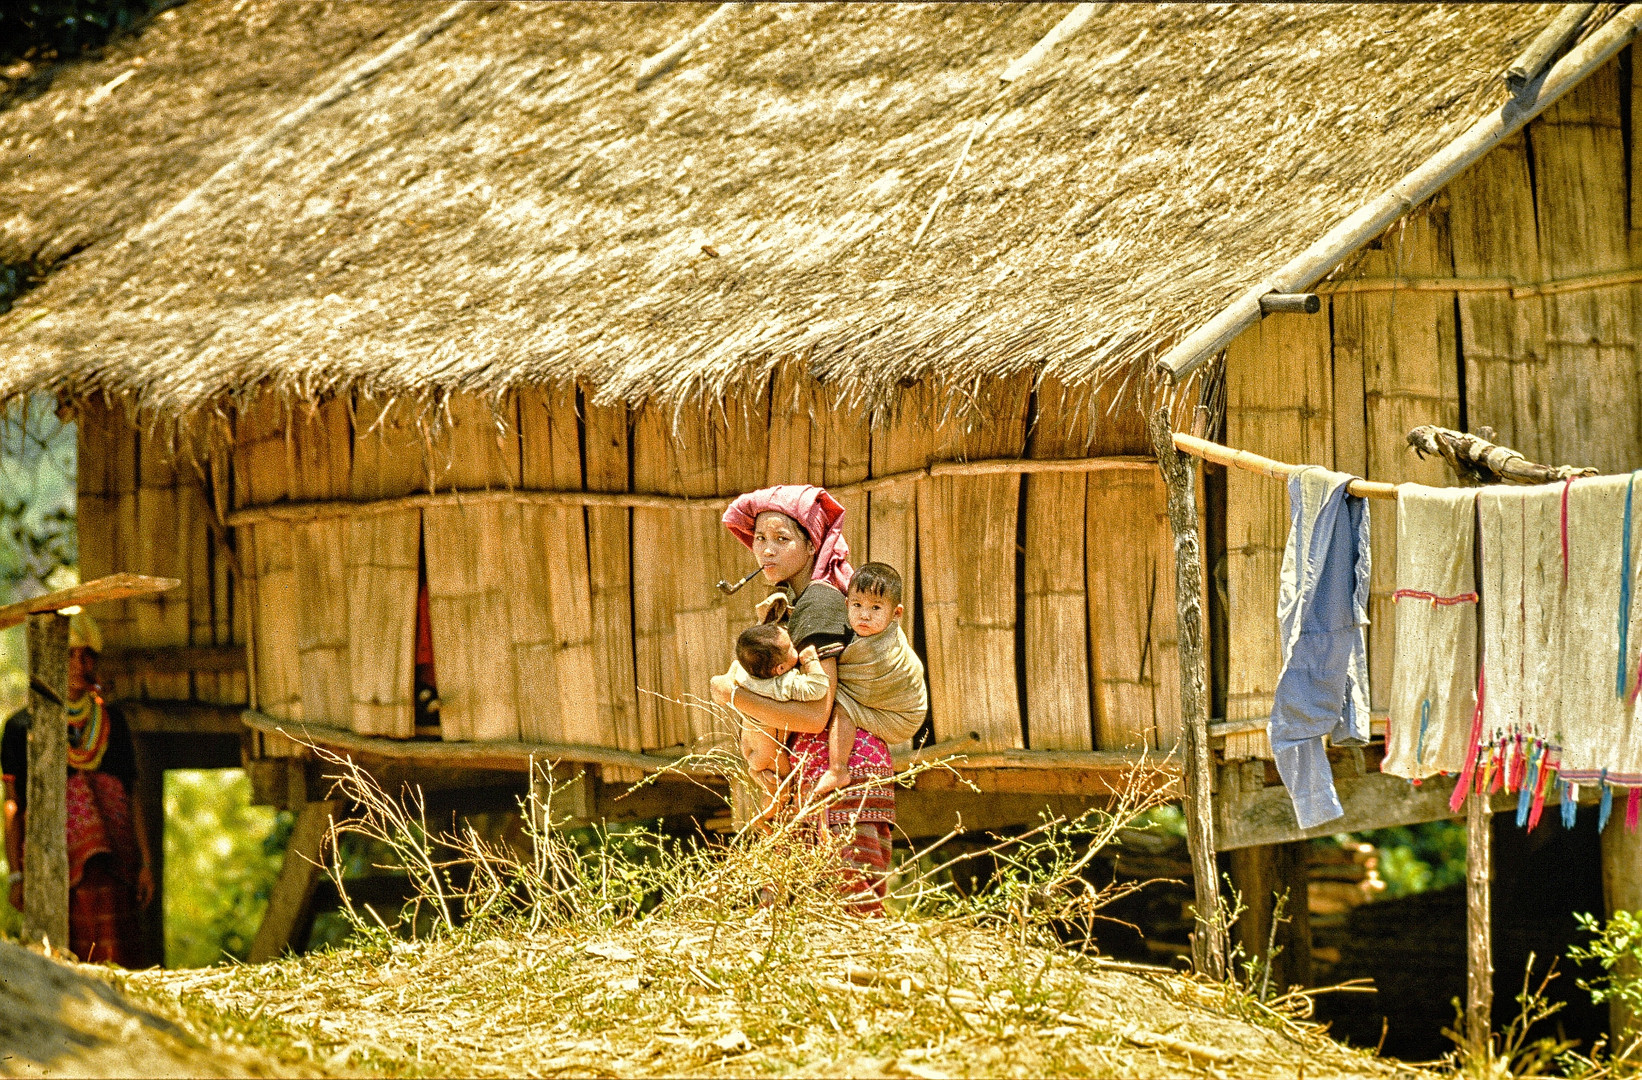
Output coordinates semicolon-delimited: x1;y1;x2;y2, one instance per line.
3;612;155;964
712;485;896;914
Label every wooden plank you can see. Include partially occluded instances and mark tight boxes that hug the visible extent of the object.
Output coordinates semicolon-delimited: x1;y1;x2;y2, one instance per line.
1222;311;1334;760
582;393;642;778
1448;133;1550;462
0;574;180;631
1466;794;1494;1055
1086;468;1175;752
868;383;933;668
423;394;523;743
249;800;342;963
348;394;425;740
134;426;190;700
22;613;69;951
346;512;419;737
1348;212;1461;712
516;387;601;747
97;645;246;676
119;701;246;735
917;375;1032;750
1023;378;1094;751
1601;814;1642;1044
1532;60;1642;475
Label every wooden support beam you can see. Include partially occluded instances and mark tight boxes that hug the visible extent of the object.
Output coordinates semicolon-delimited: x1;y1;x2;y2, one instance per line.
1227;842;1312;993
1150;410;1225;980
97;645;247;677
249;799;341;963
1601;810;1642;1051
22;613;69;952
1467;796;1494;1059
0;574;179;632
1257;293;1321;315
120;701;246;735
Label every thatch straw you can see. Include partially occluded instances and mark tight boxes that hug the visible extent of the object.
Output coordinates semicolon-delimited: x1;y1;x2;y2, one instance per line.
0;3;1548;420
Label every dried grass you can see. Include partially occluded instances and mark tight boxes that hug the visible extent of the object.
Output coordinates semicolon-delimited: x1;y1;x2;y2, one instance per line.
113;747;1411;1078
0;3;1553;423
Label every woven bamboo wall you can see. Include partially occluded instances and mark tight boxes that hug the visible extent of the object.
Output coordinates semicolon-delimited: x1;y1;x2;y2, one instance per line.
77;398;246;708
184;376;1176;769
1220;56;1639;760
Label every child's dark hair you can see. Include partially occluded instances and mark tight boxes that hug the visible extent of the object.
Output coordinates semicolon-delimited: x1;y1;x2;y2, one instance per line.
736;623;790;680
848;562;903;606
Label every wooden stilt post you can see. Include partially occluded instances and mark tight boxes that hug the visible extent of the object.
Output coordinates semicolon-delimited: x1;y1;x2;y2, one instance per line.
22;611;70;952
1466;794;1494;1059
1150;409;1226;979
1600;816;1641;1051
1227;841;1312;993
131;734;166;968
249;799;341;963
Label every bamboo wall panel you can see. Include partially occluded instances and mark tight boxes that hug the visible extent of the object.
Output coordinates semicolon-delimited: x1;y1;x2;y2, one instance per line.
1337;213;1460;710
582;393;643;778
1022;380;1094;751
917;375;1032;750
75;399;137;700
184;478;218;704
133;426;190;699
868;384;933;661
345;397;426;737
1086;468;1176;751
246;521;302;721
1531;61;1642;475
346;511;419;737
766;370;871;562
424;394;522;742
1448;135;1550;462
630;409;695;751
287;400;353;729
516;388;601;747
1222;312;1335;759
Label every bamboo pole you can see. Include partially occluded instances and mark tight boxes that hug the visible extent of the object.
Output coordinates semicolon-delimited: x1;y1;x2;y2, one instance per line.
1171;432;1397;500
1505;4;1596;92
22;612;69;951
1150;409;1226;980
222;455;1156;526
1158;4;1642;381
1467;784;1494;1060
634;2;745;89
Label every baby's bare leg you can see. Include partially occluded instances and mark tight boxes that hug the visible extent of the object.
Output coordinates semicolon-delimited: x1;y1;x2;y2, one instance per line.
812;712;856;795
741;722;786;796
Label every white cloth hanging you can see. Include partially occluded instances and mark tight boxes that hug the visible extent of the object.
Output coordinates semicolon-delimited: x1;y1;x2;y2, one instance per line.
1384;485;1478;780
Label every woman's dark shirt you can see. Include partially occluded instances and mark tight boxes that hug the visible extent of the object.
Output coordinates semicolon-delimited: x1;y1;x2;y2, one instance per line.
784;581;851;655
1;705;136;813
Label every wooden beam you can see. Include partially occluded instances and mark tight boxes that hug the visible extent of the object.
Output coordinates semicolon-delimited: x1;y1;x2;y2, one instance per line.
22;613;69;951
1257;293;1321;315
249;799;341;963
1466;793;1494;1059
97;645;247;676
119;701;246;735
0;574;179;632
1150;409;1225;980
1601;813;1642;1049
1172;432;1397;500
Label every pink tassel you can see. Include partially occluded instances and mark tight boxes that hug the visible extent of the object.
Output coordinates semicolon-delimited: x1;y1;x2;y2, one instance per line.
1451;666;1487;814
1628;787;1641;831
1528;753;1552;830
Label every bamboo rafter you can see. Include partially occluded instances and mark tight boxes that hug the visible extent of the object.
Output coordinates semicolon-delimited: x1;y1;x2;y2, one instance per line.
1170;432;1397;500
224;454;1154;526
1318;266;1642;298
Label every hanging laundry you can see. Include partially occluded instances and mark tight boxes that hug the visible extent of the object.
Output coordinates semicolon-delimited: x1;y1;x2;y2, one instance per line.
1384;485;1478;780
1269;466;1371;830
1473;484;1564;814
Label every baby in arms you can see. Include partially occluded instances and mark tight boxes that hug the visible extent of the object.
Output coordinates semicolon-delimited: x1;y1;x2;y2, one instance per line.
729;561;928;801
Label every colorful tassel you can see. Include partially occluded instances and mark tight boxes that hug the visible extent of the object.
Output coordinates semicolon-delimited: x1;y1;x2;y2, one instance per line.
1515;743;1538;827
1451;667;1487;814
1600;780;1614;831
1620;472;1638;696
1561;782;1579;829
1527;751;1551;831
1629;788;1641;831
1415;699;1431;765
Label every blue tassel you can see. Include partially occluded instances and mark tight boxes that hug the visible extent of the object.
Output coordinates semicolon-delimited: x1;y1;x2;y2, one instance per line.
1562;782;1578;829
1621;472;1639;696
1600;781;1614;831
1516;772;1534;827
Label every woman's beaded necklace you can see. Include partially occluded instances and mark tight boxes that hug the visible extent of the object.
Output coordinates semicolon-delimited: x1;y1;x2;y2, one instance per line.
63;690;110;772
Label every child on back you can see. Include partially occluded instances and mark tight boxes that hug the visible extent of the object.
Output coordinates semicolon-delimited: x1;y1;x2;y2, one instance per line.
729;622;828;795
814;562;928;794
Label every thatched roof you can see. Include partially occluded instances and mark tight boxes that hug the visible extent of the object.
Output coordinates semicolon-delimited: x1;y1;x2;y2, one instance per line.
0;2;1555;416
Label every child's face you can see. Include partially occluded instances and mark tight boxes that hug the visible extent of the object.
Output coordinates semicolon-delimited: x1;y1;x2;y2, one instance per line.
847;589;901;637
769;628;800;676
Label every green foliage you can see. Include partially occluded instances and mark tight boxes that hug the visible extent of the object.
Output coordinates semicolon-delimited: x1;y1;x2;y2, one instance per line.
164;770;292;969
1569;909;1642;1017
1342;820;1467;898
0;395;77;717
0;0;163;63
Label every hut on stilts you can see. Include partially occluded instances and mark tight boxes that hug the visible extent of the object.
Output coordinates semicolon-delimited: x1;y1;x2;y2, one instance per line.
1;0;1638;1044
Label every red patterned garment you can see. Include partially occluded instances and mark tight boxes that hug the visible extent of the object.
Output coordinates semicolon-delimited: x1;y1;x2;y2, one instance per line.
789;726;895;916
65;770;141;965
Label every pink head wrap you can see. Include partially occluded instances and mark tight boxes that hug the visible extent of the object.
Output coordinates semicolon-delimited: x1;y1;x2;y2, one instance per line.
721;484;854;595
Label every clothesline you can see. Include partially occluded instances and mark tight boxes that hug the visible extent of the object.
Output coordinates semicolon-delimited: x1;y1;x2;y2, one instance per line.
1171;431;1398;500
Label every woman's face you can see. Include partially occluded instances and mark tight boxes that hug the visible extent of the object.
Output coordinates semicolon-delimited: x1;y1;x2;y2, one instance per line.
66;647;95;699
752;511;815;586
